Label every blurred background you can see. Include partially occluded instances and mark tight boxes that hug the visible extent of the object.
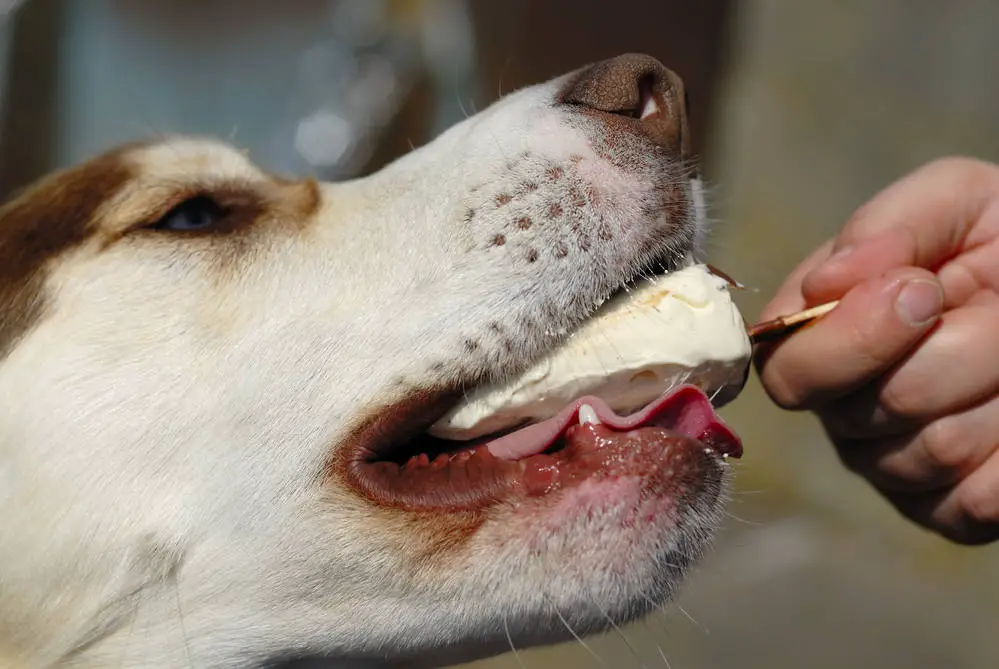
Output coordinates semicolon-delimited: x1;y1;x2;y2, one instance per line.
2;1;997;667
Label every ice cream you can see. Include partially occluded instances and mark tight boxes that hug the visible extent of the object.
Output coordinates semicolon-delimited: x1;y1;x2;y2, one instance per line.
429;263;751;441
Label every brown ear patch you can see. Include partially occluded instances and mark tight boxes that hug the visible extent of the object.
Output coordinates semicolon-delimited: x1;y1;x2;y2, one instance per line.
0;149;133;359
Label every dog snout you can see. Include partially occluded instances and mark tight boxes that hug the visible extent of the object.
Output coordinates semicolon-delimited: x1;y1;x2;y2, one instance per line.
559;53;691;160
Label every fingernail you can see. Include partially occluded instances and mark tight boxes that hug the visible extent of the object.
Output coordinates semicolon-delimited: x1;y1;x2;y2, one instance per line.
895;279;943;327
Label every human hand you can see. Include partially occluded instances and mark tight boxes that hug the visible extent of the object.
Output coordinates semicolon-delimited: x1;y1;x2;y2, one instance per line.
755;157;999;545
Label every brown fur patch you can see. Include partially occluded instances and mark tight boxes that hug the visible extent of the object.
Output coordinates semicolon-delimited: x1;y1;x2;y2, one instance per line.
409;508;488;564
0;149;133;359
270;176;322;225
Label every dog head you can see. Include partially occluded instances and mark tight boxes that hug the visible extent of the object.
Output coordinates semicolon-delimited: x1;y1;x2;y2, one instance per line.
0;54;736;668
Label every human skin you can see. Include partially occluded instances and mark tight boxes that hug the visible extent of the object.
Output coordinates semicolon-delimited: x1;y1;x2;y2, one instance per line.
755;157;999;545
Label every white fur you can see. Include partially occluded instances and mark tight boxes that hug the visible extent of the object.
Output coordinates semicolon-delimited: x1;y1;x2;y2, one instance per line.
0;66;725;668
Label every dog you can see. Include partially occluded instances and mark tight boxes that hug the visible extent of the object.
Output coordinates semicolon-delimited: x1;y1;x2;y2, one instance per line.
0;54;741;668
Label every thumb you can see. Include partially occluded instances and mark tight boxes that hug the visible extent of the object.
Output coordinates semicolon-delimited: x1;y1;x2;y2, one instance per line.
756;268;943;411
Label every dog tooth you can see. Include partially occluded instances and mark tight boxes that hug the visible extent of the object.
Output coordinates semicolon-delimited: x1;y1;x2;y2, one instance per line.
578;404;601;425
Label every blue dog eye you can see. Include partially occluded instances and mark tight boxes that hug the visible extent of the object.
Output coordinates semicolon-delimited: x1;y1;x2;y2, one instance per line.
153;196;224;231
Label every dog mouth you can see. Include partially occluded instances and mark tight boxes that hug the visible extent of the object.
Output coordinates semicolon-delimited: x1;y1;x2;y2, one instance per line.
336;264;749;513
348;387;739;510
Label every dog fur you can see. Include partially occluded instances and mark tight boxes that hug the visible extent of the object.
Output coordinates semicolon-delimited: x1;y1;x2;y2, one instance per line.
0;56;729;668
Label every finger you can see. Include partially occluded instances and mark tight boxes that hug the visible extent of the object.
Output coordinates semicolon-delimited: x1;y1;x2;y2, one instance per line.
838;157;999;248
884;447;999;545
829;393;999;494
801;158;999;303
820;302;999;438
756;239;835;322
802;227;918;305
756;268;942;411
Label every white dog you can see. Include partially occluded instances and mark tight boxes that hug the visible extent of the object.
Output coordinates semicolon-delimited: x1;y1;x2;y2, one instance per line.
0;54;743;668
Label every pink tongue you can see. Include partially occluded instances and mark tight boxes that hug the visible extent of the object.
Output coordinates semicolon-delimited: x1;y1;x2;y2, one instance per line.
485;384;741;460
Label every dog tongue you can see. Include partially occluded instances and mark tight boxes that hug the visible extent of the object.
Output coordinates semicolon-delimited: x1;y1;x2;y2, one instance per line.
485;384;741;460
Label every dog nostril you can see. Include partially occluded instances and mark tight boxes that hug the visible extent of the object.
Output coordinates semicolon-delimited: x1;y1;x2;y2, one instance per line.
559;53;691;160
605;75;657;120
637;75;659;120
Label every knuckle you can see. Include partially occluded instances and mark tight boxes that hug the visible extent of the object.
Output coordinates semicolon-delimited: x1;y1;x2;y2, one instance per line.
877;383;917;422
958;482;999;528
917;417;971;473
886;485;999;545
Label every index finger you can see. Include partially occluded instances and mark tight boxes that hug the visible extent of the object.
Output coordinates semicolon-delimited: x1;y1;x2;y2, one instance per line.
803;157;999;305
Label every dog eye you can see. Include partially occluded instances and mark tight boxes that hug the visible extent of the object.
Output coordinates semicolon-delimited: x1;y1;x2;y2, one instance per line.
151;196;225;231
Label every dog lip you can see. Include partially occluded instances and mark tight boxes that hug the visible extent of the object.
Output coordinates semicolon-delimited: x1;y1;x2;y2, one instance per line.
329;385;520;511
330;380;740;514
333;386;463;463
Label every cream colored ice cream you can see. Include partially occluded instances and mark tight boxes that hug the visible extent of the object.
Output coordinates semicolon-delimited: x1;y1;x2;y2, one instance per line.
429;263;751;441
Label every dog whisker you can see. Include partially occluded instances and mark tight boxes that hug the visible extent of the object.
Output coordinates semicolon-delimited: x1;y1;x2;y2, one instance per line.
655;644;674;669
724;510;764;526
547;599;608;668
503;615;528;669
173;575;195;669
586;595;648;669
671;601;708;637
117;588;141;669
456;92;471;121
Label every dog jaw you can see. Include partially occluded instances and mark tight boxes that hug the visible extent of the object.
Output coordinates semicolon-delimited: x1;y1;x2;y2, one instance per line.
0;57;725;668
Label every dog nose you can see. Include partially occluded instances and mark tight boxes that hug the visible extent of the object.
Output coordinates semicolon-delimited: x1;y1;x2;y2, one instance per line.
560;53;691;160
